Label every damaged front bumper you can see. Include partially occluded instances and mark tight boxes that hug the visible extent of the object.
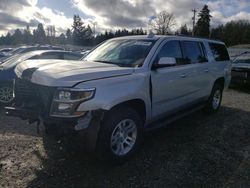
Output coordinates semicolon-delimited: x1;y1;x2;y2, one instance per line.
5;106;105;151
5;106;104;131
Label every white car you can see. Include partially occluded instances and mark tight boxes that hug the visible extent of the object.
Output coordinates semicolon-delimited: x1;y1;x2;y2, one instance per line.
6;35;231;163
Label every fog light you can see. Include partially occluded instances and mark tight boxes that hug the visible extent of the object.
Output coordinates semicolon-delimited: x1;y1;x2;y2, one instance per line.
58;103;73;111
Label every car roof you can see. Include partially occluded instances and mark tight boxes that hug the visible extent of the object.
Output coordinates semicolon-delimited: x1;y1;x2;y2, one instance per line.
111;35;224;44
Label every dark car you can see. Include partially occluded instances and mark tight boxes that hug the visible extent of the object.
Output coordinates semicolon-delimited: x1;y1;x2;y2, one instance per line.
0;48;13;59
0;48;13;53
231;52;250;86
0;45;64;61
0;50;83;104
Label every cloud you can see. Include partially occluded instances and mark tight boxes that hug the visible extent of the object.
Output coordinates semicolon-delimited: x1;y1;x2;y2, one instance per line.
0;0;250;35
71;0;250;32
0;0;73;35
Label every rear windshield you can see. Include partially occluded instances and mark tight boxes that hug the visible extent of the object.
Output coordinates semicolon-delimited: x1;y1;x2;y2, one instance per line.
209;43;230;61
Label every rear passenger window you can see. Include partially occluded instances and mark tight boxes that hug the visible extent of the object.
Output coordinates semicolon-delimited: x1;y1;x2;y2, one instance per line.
181;41;207;64
209;43;230;61
157;40;185;65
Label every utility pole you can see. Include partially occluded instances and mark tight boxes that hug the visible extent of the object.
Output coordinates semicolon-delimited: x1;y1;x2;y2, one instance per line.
192;9;197;36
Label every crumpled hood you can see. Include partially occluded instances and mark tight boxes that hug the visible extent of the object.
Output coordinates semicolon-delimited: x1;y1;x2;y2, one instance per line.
15;59;135;87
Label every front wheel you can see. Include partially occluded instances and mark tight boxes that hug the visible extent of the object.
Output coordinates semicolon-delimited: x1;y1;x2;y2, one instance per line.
96;107;143;164
204;83;223;113
0;85;14;105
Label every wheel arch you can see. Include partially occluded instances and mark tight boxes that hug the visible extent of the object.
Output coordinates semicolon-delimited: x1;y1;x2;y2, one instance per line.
214;77;225;90
108;99;147;124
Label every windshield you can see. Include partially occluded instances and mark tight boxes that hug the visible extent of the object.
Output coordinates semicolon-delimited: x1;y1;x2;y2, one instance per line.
84;39;155;67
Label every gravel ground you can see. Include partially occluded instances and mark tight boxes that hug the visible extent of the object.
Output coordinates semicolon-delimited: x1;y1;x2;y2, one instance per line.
0;88;250;188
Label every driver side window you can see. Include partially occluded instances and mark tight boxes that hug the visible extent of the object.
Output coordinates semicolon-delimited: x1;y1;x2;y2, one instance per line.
156;40;185;65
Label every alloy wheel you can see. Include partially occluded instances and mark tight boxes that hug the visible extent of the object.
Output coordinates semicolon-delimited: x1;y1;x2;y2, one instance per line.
110;119;137;156
212;89;221;110
0;86;14;104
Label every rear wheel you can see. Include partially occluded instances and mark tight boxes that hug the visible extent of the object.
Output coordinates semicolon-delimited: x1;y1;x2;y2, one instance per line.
204;83;223;113
96;106;143;164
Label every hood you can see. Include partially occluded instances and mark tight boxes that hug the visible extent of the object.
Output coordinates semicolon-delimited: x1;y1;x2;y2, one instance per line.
15;59;135;87
232;63;250;70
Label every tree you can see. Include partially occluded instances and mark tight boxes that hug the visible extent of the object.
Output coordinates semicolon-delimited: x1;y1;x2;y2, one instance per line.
150;11;176;35
211;20;250;46
66;28;72;44
33;23;47;44
179;24;189;35
194;5;212;37
58;33;66;44
12;29;23;44
72;15;93;45
23;25;32;44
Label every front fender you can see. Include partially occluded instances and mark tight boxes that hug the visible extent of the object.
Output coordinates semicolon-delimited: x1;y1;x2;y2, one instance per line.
75;73;151;120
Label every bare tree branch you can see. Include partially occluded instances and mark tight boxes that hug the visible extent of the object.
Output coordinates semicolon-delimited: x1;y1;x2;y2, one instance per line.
150;11;176;35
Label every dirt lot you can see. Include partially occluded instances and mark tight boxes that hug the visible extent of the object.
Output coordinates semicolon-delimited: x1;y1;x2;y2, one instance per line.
0;88;250;188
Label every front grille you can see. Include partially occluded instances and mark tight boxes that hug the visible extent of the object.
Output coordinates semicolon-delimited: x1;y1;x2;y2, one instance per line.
15;78;55;115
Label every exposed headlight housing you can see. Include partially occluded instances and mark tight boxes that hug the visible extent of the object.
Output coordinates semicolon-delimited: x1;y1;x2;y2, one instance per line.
50;88;95;117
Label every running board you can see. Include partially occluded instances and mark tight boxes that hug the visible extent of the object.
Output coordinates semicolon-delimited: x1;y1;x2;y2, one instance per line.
145;105;204;131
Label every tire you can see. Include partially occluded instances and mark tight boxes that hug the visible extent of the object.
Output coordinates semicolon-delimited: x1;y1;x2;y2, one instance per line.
96;106;143;164
44;123;59;136
204;83;223;113
0;84;14;105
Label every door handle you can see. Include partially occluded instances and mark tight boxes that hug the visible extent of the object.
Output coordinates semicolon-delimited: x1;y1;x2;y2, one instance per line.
180;73;187;78
204;69;209;73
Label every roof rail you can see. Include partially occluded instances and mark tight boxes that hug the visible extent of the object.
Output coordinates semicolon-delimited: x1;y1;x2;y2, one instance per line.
175;34;223;42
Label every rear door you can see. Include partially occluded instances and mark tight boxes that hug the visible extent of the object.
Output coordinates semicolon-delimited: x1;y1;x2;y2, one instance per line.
180;40;212;98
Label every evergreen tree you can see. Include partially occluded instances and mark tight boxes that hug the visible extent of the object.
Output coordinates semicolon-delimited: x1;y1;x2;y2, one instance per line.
65;28;72;44
58;33;66;44
180;24;189;35
72;15;93;45
33;23;47;44
195;5;212;37
23;25;32;44
12;29;23;44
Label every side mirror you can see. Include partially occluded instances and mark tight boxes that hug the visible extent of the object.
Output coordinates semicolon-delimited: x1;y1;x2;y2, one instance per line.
152;57;177;69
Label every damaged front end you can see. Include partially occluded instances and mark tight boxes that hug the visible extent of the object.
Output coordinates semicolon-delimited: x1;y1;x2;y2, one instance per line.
5;78;104;151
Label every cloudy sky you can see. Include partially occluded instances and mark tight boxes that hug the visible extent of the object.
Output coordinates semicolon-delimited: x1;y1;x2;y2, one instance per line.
0;0;250;35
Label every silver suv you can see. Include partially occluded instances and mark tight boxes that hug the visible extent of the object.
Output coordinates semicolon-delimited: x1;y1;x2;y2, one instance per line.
6;35;231;163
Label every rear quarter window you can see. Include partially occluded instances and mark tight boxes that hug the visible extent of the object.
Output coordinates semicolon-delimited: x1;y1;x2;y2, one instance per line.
209;43;230;61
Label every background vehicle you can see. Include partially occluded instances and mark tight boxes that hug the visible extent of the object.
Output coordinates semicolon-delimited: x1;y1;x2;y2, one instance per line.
6;35;231;163
0;48;13;53
0;48;13;59
0;45;64;61
231;51;250;86
0;50;83;104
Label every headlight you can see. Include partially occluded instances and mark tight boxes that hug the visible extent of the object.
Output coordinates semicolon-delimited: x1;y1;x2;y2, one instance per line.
50;88;95;117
